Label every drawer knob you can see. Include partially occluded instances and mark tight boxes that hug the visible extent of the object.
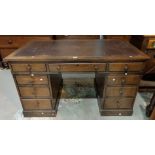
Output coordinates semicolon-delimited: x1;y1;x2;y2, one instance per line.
27;64;32;71
118;113;122;116
112;78;116;82
124;64;128;75
30;73;34;77
94;65;98;71
57;65;61;71
8;39;13;44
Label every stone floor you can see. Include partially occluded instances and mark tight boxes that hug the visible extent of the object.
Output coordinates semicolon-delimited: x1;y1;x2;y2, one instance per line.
0;69;153;120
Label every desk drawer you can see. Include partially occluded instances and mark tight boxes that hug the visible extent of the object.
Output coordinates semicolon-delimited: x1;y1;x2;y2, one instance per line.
49;63;106;72
107;75;140;85
11;63;47;72
19;86;50;97
15;75;48;85
108;63;144;72
106;86;137;97
103;98;134;109
22;99;52;110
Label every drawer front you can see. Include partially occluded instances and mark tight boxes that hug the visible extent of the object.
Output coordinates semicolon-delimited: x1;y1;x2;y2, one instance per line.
0;36;52;47
103;98;134;109
0;36;17;46
108;63;144;72
15;75;48;85
19;86;50;97
11;63;47;72
105;86;137;97
49;63;106;72
0;48;16;59
22;99;52;110
107;75;140;85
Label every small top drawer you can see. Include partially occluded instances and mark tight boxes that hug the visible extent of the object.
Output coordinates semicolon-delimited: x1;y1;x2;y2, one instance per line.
0;36;18;46
49;63;106;72
108;63;144;72
103;98;134;109
11;63;47;72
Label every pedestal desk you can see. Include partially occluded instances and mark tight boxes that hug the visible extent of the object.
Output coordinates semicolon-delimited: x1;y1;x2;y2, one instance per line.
4;40;149;117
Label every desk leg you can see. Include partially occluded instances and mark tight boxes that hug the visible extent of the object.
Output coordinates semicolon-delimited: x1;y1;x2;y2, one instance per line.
146;93;155;117
50;73;63;117
94;72;105;114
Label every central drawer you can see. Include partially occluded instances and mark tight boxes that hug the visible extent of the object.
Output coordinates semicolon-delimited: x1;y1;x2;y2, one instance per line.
15;75;48;85
106;86;137;97
11;63;47;72
107;74;140;85
103;98;134;109
49;63;106;72
22;99;52;110
19;86;50;97
108;63;144;72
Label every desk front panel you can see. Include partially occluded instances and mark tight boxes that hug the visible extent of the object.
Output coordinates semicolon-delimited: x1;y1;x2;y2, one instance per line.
10;61;144;117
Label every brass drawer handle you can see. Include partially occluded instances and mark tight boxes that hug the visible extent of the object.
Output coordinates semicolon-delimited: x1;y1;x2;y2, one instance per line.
27;64;32;72
8;39;13;44
30;73;34;78
94;65;98;71
124;64;128;75
57;65;61;71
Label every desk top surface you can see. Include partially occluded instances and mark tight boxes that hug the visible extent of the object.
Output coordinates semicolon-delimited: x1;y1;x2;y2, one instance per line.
4;40;150;62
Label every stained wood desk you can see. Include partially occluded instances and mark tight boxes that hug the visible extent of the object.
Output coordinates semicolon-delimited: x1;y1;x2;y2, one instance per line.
4;40;149;117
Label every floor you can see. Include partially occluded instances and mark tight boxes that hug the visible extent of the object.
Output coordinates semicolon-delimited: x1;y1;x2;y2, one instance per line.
0;69;152;120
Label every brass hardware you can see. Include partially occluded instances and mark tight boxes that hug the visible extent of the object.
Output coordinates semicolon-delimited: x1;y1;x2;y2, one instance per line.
57;65;61;71
30;73;34;77
112;78;116;82
94;65;98;71
27;64;32;72
124;64;128;75
8;39;13;44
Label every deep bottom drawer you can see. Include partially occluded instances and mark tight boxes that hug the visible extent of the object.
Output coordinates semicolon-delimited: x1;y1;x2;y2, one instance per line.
23;110;56;117
103;98;134;109
22;99;52;110
100;109;133;116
